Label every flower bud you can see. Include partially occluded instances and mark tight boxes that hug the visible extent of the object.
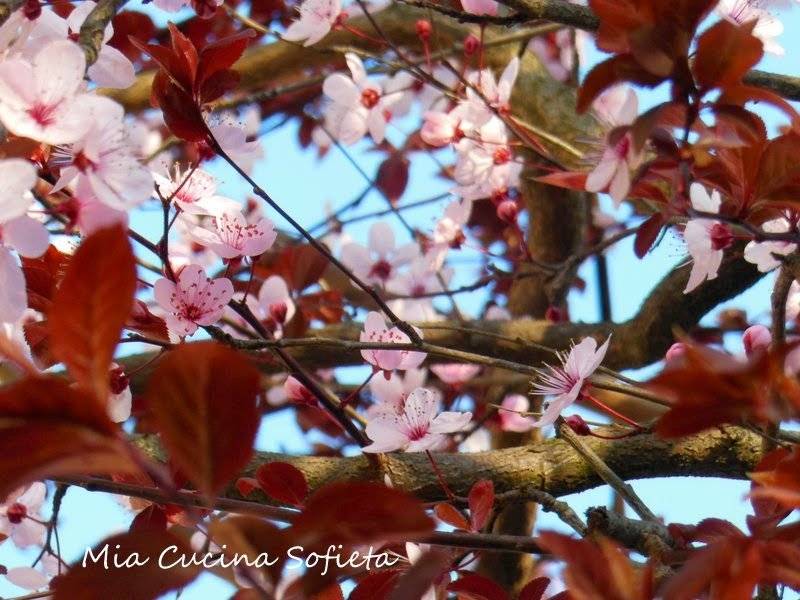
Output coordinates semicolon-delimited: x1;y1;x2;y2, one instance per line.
742;325;771;357
416;19;432;41
564;414;591;436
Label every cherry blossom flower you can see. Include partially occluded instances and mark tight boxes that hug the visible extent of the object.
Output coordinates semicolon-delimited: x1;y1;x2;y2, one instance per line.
460;0;498;15
683;183;731;293
430;363;481;387
108;363;131;423
362;387;472;452
154;265;234;337
284;0;342;46
432;199;472;249
529;336;611;427
787;281;800;322
340;221;419;286
4;554;58;591
405;543;437;600
421;109;462;147
454;117;516;188
458;58;519;126
66;178;128;235
189;210;277;259
716;0;785;55
386;253;451;322
743;216;798;272
322;53;400;144
0;39;91;145
485;305;511;320
250;275;296;337
208;118;264;174
28;1;134;88
743;324;772;356
0;159;37;224
0;247;28;323
154;166;238;216
0;482;46;549
585;88;640;205
369;368;428;414
52;97;153;210
499;394;535;432
529;29;587;82
284;376;318;405
665;342;687;362
359;311;427;375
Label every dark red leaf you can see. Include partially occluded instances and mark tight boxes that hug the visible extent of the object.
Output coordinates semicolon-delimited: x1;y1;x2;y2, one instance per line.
519;577;552;600
434;502;470;530
197;30;255;86
468;479;495;531
633;213;665;258
48;225;136;402
129;505;168;532
693;20;762;91
447;573;510;600
256;461;309;507
349;569;403;600
145;342;262;496
375;153;410;204
236;477;261;497
52;530;201;599
109;11;156;62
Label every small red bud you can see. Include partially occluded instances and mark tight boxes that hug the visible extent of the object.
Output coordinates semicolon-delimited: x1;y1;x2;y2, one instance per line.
545;306;566;323
496;199;519;224
564;415;591;436
109;366;129;395
269;302;288;324
23;0;41;20
415;19;432;40
463;34;480;56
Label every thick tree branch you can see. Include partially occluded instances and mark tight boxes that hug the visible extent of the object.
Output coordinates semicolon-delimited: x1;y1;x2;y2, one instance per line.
78;0;127;66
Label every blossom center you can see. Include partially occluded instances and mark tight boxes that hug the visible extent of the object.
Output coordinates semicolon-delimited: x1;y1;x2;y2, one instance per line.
369;259;393;281
406;422;429;441
614;134;631;160
27;102;57;127
6;502;27;524
710;222;734;251
361;88;380;109
493;146;511;165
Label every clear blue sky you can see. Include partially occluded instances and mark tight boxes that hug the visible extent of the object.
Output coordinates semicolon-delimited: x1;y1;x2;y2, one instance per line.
2;2;799;597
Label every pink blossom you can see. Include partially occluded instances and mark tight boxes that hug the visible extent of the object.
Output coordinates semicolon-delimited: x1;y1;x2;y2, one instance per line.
362;387;472;452
0;482;46;549
665;342;687;362
359;311;427;374
684;183;731;293
386;253;451;322
154;265;234;337
421;109;461;147
341;221;419;286
529;29;586;82
251;275;296;336
0;39;91;145
52;97;153;210
430;363;481;386
189;210;277;259
743;325;772;356
743;216;797;272
68;178;128;235
454;118;516;188
154;166;238;216
208;118;264;174
585;89;640;205
4;554;58;591
369;368;428;414
284;375;318;405
107;363;131;423
459;58;519;126
460;0;498;15
485;305;511;320
0;159;37;224
432;199;472;249
322;53;399;144
716;0;784;55
283;0;342;46
530;336;611;427
499;394;535;432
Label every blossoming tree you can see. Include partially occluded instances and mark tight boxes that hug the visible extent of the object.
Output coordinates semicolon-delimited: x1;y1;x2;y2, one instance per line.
0;0;799;597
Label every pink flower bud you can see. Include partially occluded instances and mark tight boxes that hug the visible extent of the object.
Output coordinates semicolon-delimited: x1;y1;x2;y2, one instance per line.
742;325;771;357
564;414;591;436
496;200;519;224
665;343;687;362
415;19;432;40
463;34;480;56
269;301;289;324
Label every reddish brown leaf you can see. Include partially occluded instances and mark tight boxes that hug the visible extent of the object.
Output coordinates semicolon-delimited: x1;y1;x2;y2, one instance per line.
519;577;552;600
208;515;287;586
129;504;168;532
126;300;171;344
145;342;262;496
48;225;136;402
749;447;800;509
447;573;510;600
468;479;495;531
350;569;403;600
196;30;254;86
434;502;470;530
236;476;260;497
376;153;410;204
256;461;309;507
0;376;138;499
21;245;71;314
535;170;589;191
693;20;763;90
109;11;156;62
387;548;451;600
52;530;201;599
633;213;665;258
290;482;435;550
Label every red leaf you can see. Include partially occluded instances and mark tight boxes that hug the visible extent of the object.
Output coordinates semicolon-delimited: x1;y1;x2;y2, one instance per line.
434;502;470;530
535;170;589;191
387;549;451;600
197;30;255;87
129;504;168;532
256;461;309;507
349;569;403;600
153;73;207;142
109;11;156;62
52;530;201;599
0;376;138;499
21;244;70;314
236;477;261;497
48;225;136;401
290;482;434;550
375;153;410;204
633;213;665;258
693;20;763;90
447;573;510;600
126;300;171;344
519;577;552;600
144;342;262;496
468;479;495;531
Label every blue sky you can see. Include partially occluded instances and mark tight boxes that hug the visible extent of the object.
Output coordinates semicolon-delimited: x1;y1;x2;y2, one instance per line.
2;1;800;598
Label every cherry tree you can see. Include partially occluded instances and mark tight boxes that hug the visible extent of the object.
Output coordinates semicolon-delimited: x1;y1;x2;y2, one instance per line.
0;0;799;597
